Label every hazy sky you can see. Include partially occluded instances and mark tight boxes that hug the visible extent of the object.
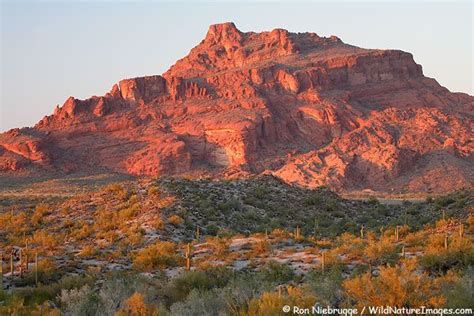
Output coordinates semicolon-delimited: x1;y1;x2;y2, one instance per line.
1;1;472;131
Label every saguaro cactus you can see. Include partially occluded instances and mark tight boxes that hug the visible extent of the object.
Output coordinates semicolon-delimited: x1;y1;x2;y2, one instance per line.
35;252;38;286
314;218;319;238
184;243;193;271
25;240;29;272
0;253;3;293
444;232;449;250
195;225;200;241
19;249;22;278
321;252;326;275
295;226;301;240
10;251;14;282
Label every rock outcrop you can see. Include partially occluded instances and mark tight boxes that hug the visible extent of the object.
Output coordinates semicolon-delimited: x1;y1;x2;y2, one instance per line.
1;23;472;193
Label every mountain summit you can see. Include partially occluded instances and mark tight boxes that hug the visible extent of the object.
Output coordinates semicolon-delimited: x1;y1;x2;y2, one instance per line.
1;23;472;193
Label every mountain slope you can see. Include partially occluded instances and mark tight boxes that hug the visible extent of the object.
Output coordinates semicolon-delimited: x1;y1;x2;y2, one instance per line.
1;22;472;193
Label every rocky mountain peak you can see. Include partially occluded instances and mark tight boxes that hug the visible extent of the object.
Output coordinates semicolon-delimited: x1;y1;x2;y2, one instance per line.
204;22;243;45
1;23;472;194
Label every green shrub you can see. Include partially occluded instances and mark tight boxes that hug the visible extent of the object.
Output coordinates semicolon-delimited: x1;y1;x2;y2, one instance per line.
170;289;226;316
304;194;322;206
206;224;219;236
164;268;233;304
260;261;295;284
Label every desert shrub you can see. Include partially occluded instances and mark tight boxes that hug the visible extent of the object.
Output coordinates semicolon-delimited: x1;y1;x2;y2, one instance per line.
403;230;429;248
97;273;147;315
333;233;365;260
116;292;157;316
253;185;269;199
453;197;466;209
128;194;140;205
239;286;316;316
351;264;370;276
260;261;295;284
147;185;159;196
59;285;101;316
419;239;474;274
217;198;241;214
170;289;226;316
206;236;229;256
375;204;390;216
307;265;344;306
406;204;422;216
319;249;341;269
344;259;446;307
202;207;218;221
32;258;59;284
105;183;130;201
341;220;358;235
94;208;119;232
332;210;346;218
316;214;333;228
243;209;260;222
304;194;321;206
123;225;145;246
132;241;180;271
31;204;51;226
467;215;474;233
105;183;123;193
153;217;165;230
3;211;30;233
270;228;289;240
32;230;59;251
49;275;95;297
164;267;233;305
442;268;474;308
326;198;340;212
206;224;219;236
15;274;95;308
434;196;455;208
119;204;140;220
72;222;93;240
252;240;272;256
364;236;399;266
0;293;59;316
325;223;344;237
215;227;235;238
78;244;98;258
367;196;379;205
419;235;474;274
168;214;183;226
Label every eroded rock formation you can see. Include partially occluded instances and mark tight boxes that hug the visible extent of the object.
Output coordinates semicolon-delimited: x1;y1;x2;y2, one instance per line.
1;22;472;193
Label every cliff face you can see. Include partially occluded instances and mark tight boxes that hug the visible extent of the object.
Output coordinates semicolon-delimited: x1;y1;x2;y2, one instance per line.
1;22;472;193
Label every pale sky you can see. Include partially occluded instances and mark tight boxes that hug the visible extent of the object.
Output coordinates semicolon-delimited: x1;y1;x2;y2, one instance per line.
1;1;472;132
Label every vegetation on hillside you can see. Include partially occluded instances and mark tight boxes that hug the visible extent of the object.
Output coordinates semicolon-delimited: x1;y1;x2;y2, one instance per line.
0;176;472;314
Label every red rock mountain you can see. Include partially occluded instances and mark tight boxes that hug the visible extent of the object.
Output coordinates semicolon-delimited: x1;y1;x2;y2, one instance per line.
1;23;473;193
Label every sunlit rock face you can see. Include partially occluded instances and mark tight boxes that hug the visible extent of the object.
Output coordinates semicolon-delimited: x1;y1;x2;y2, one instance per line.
1;23;472;193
